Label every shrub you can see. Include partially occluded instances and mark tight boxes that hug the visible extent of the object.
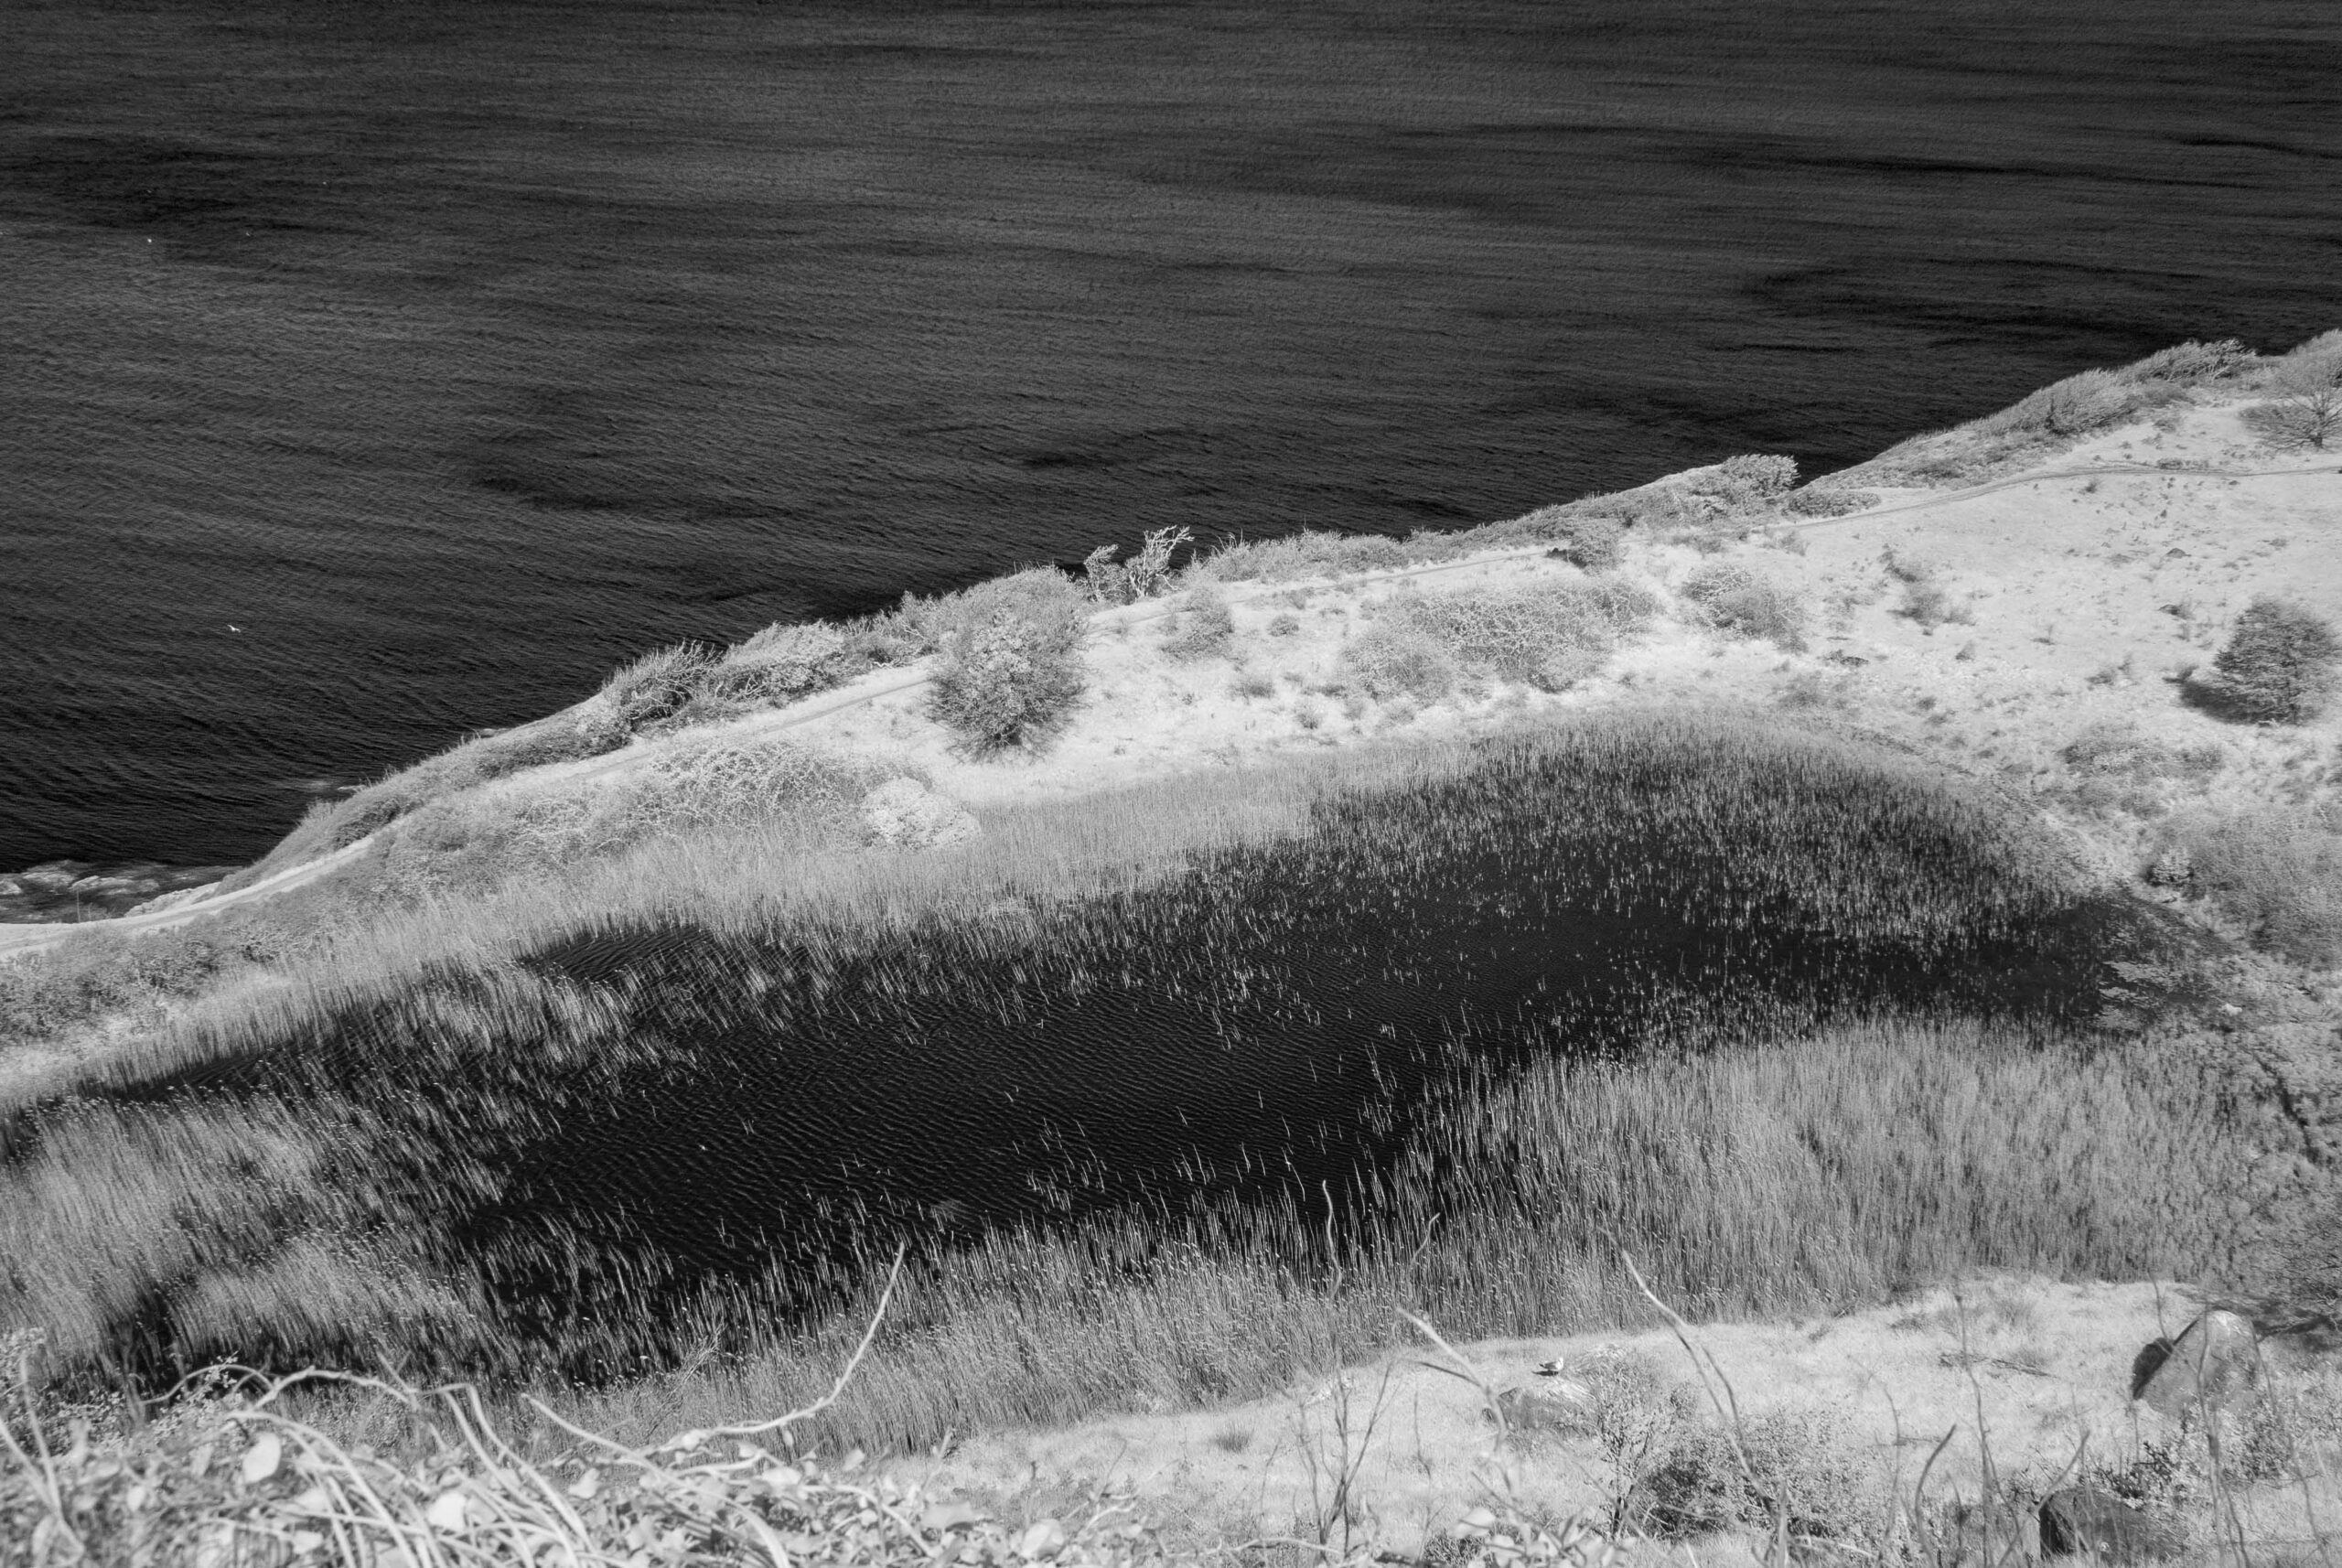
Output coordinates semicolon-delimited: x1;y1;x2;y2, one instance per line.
1193;528;1456;585
2244;342;2342;451
1784;488;1877;519
719;622;857;704
2154;803;2342;966
1380;580;1659;693
1466;506;1630;570
927;574;1090;751
1680;564;1808;650
2060;722;2180;780
467;718;626;780
1974;369;2161;439
1544;513;1627;572
0;923;287;1047
2122;338;2252;386
2184;596;2341;723
1569;1349;1704;1531
1337;624;1457;703
1875;547;1975;628
1626;1406;1881;1545
635;738;885;838
1711;454;1799;506
1161;586;1237;661
601;643;721;731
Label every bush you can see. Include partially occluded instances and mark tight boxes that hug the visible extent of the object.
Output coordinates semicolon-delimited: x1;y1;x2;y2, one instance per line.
1192;528;1459;585
1464;506;1629;569
926;573;1090;751
602;643;721;731
1626;1406;1881;1545
718;622;857;703
1547;513;1628;571
1378;580;1659;693
1338;624;1457;703
1081;526;1195;603
1161;586;1236;661
1974;368;2167;439
1784;488;1877;519
2244;341;2342;452
1680;564;1808;650
2122;338;2253;386
2184;596;2341;724
2154;803;2342;966
1710;454;1799;506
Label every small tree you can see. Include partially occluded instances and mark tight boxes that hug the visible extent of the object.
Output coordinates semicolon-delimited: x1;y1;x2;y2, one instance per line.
2248;349;2342;451
2186;596;2341;724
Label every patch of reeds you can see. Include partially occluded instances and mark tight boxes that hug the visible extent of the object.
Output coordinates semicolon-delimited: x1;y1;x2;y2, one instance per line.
0;714;2204;1410
516;1015;2251;1461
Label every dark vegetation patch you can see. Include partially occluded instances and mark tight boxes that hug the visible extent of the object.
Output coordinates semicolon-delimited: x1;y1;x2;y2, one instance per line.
0;717;2219;1409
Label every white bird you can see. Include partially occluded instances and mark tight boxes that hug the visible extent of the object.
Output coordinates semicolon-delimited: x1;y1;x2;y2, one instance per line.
1535;1358;1567;1378
228;625;242;632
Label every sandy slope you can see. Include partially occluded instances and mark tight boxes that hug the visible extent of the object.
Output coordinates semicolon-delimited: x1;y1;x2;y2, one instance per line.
1;395;2335;962
880;1274;2328;1565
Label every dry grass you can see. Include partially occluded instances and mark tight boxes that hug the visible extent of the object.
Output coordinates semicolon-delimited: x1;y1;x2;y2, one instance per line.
475;1015;2252;1465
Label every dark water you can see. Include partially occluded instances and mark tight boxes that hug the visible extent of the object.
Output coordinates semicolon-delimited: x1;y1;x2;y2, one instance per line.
5;0;2337;871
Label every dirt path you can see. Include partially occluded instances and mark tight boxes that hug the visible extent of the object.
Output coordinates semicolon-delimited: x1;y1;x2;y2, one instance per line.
4;452;2332;961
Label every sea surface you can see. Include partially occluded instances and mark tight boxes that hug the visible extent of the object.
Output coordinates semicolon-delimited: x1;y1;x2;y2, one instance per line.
5;0;2337;873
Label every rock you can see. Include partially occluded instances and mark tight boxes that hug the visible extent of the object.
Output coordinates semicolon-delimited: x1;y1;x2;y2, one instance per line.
2038;1487;2182;1561
2134;1309;2261;1422
14;867;79;892
69;875;153;897
860;778;980;851
1488;1375;1595;1435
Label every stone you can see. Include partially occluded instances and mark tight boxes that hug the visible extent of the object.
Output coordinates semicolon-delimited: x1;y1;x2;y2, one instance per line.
69;875;152;897
860;778;980;851
2037;1487;2182;1561
2133;1309;2261;1422
1488;1364;1595;1434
